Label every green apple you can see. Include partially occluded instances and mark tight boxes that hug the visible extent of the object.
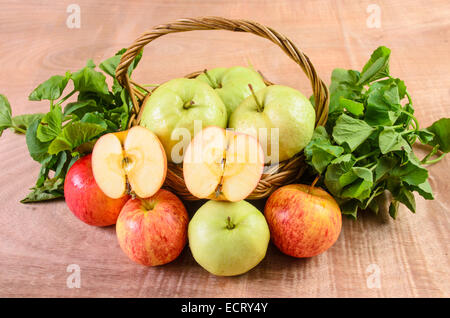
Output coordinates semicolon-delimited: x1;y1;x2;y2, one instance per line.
196;66;266;120
229;85;316;163
140;78;227;162
188;200;270;276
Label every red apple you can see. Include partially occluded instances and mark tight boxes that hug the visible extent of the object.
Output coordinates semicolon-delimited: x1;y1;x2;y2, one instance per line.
64;154;130;226
116;189;188;266
264;184;342;258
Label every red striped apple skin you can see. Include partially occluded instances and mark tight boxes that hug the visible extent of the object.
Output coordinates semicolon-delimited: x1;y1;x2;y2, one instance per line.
64;154;130;226
116;189;188;266
264;184;342;258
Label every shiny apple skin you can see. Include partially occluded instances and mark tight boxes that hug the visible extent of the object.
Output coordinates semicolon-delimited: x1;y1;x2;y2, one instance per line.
116;189;189;266
264;184;342;258
64;154;130;226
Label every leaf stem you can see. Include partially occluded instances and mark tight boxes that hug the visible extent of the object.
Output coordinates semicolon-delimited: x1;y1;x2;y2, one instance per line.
355;150;379;162
12;126;26;134
422;153;446;165
421;145;440;164
400;109;419;131
55;89;76;106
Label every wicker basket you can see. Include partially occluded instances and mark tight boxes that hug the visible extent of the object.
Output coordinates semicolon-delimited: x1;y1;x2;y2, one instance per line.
115;17;329;201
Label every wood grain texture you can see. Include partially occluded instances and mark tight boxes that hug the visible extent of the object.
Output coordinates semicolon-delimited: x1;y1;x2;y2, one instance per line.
0;0;449;297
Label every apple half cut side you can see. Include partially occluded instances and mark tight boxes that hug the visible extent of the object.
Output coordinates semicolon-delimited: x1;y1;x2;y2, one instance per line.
183;126;264;202
92;126;167;199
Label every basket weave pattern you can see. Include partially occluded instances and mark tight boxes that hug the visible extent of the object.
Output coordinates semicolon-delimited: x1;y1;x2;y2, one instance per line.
115;17;329;200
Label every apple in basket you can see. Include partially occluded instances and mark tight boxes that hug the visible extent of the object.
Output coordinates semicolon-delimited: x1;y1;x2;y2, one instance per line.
229;84;316;163
139;78;227;162
196;66;266;119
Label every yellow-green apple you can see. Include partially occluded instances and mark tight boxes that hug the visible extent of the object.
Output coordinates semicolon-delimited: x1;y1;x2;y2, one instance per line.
183;126;264;202
264;184;342;258
116;189;188;266
92;126;167;199
229;85;316;163
196;66;266;119
64;154;129;226
188;200;270;276
139;78;227;162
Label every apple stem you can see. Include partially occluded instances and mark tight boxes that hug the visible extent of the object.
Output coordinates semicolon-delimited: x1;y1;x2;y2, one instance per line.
307;175;320;194
248;84;263;112
203;69;217;88
226;216;235;230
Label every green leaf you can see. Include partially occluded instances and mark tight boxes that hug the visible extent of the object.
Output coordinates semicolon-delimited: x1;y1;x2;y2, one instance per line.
416;129;435;145
357;46;391;85
389;200;399;219
26;118;51;162
339;97;364;116
324;154;356;196
0;94;12;136
35;155;53;187
407;180;434;200
391;152;428;186
364;80;402;126
36;104;63;142
11;113;45;133
378;127;411;154
332;114;375;151
99;48;143;78
352;166;373;182
423;118;450;152
28;72;71;101
329;69;362;114
341;179;373;201
393;187;416;213
47;122;106;155
71;64;109;95
341;200;359;219
20;178;64;203
80;112;108;130
63;99;97;117
375;156;399;181
304;126;345;174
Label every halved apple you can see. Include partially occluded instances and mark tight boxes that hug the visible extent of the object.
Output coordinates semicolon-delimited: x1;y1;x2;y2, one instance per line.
183;126;264;202
92;126;167;199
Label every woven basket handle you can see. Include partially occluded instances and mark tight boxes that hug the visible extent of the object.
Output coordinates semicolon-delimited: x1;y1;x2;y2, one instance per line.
115;16;329;127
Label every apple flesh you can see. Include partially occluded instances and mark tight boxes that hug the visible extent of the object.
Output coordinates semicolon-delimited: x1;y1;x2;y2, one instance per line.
139;78;227;162
116;189;188;266
264;184;342;258
188;200;270;276
183;126;264;202
229;85;316;163
92;126;167;199
196;66;266;119
64;154;129;226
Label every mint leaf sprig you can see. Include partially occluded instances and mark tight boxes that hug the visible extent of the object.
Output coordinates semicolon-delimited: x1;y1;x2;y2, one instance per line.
0;48;143;203
306;46;449;219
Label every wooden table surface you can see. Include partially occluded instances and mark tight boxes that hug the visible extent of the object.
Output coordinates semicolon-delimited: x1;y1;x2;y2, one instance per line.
0;0;449;298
